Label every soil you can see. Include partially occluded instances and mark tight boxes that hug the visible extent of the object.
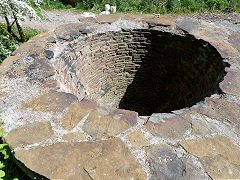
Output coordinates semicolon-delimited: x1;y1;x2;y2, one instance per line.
191;12;240;24
0;10;87;32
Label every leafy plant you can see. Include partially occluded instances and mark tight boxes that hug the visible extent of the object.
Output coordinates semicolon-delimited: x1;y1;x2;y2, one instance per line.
58;0;240;13
0;0;44;42
205;0;228;10
0;130;8;180
41;0;72;9
0;23;42;63
0;35;18;63
0;129;28;180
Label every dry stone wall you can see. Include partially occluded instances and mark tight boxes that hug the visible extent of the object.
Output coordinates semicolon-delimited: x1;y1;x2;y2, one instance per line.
0;14;240;180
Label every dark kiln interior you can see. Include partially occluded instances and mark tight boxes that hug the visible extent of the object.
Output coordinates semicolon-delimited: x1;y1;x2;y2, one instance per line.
59;29;227;115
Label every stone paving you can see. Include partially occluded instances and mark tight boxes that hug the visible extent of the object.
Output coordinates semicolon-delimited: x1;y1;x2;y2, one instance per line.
0;14;240;179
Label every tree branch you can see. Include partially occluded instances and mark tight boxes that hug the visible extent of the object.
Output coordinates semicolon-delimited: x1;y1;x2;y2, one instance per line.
13;13;25;42
4;15;10;26
10;19;16;28
4;15;21;42
8;2;26;42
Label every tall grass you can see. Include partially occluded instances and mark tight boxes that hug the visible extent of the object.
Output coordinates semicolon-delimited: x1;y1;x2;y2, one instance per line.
71;0;240;13
41;0;73;9
40;0;240;13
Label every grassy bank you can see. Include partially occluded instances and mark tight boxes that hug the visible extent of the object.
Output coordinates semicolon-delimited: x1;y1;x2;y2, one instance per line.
41;0;240;13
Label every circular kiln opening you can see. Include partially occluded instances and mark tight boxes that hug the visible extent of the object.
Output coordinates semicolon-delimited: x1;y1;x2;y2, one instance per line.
59;29;227;116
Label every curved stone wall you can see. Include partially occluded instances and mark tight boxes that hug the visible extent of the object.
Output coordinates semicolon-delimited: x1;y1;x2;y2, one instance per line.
0;15;240;180
58;29;226;115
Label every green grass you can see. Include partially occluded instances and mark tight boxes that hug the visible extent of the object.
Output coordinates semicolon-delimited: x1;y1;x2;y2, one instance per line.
41;0;240;14
23;27;43;41
0;23;43;63
41;0;73;9
0;23;43;43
